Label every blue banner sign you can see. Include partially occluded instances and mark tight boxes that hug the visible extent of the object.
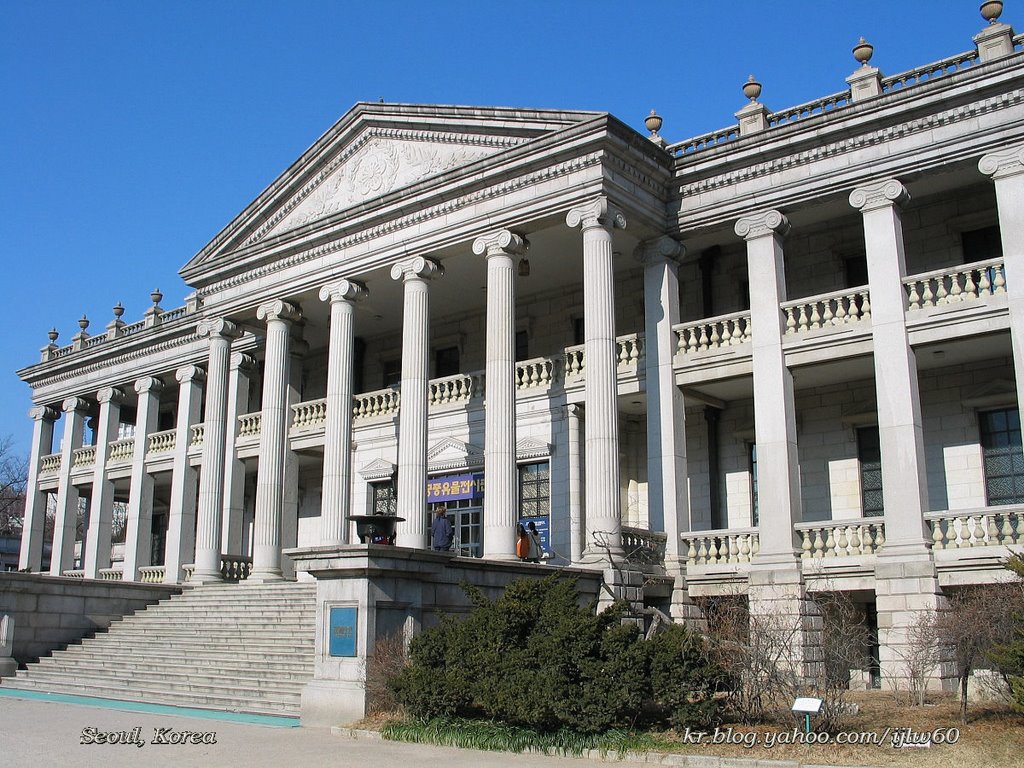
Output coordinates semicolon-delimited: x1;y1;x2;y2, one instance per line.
426;473;483;502
329;606;358;657
519;516;550;553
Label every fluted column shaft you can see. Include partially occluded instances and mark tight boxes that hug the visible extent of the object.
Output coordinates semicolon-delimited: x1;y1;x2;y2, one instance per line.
391;257;442;547
251;300;300;580
84;387;124;577
979;147;1024;416
567;198;626;560
474;231;525;559
192;319;240;582
51;398;87;575
18;406;57;571
123;377;162;580
164;365;204;583
851;180;930;554
221;353;255;557
319;280;367;545
735;210;802;564
566;404;585;563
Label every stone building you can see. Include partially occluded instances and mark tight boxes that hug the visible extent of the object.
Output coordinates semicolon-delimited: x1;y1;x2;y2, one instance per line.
13;6;1024;692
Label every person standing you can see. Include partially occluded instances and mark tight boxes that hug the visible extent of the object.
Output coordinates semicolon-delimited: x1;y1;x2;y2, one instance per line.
526;521;543;563
431;506;454;552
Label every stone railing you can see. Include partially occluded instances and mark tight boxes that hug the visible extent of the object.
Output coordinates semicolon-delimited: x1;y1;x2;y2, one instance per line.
72;446;96;468
516;357;557;389
147;429;176;454
138;566;165;583
797;519;885;559
564;345;584;379
905;258;1006;310
120;319;146;337
667;124;740;156
783;287;870;335
238;412;262;438
430;372;483;406
675;311;752;355
292;398;327;430
621;526;667;572
108;437;136;463
158;306;188;323
563;334;646;380
928;506;1024;550
881;48;977;93
221;555;252;582
767;89;850;128
61;570;85;578
83;335;107;349
40;453;61;475
98;568;123;581
190;424;204;447
681;527;759;566
353;388;400;420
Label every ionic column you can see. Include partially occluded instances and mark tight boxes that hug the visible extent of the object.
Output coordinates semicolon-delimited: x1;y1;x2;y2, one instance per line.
123;376;162;580
473;230;526;559
850;180;930;554
318;280;367;545
566;403;585;563
221;353;255;558
735;210;802;564
566;198;626;560
637;236;689;568
164;364;205;583
83;386;124;578
50;397;88;575
390;257;443;547
251;299;301;581
18;406;58;571
192;318;241;582
979;147;1024;413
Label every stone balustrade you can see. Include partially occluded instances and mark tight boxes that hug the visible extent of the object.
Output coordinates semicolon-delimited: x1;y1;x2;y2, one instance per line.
783;287;871;335
189;424;204;447
429;372;482;406
616;334;643;370
221;555;253;582
107;437;135;463
797;519;885;558
881;49;977;92
158;307;188;322
147;429;176;454
237;412;262;438
40;453;61;475
120;320;146;337
72;446;96;468
515;356;557;389
138;567;166;584
667;124;739;156
352;388;400;420
291;398;327;430
621;526;667;572
928;506;1024;549
61;570;85;578
768;89;850;128
98;568;123;581
83;335;107;349
681;527;759;566
674;311;752;355
905;258;1006;310
564;345;584;379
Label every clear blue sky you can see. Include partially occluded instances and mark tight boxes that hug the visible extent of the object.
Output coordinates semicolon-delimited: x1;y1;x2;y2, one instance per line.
0;1;1000;456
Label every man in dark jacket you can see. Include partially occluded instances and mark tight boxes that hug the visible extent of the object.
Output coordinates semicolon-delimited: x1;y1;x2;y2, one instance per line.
431;506;454;551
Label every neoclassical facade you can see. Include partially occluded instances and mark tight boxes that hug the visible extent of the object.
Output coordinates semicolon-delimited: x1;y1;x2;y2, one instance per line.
15;10;1024;685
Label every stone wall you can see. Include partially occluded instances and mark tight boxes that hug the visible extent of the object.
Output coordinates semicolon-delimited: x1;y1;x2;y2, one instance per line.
0;572;180;666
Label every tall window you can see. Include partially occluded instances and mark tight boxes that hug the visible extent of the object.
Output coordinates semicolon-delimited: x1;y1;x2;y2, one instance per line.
370;480;397;516
980;408;1024;505
515;330;529;362
748;443;758;527
858;426;884;517
518;462;550;518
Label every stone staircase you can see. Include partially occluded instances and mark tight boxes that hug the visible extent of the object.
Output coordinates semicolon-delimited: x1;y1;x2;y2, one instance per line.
1;581;316;718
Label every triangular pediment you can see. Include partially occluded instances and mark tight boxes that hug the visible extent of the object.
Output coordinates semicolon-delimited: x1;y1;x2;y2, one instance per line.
427;437;483;471
516;437;551;460
357;457;396;481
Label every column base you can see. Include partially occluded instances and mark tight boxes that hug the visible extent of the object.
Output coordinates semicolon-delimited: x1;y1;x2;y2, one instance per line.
187;568;224;585
247;569;285;584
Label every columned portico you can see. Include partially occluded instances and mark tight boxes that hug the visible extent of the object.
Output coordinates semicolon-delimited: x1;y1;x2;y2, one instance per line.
567;198;626;561
18;406;57;571
192;318;241;582
222;353;255;558
850;180;930;555
318;280;367;545
251;300;301;582
123;376;162;580
473;230;525;559
637;236;688;568
83;386;124;577
164;365;204;583
735;210;802;564
979;146;1024;411
390;257;442;548
51;397;88;576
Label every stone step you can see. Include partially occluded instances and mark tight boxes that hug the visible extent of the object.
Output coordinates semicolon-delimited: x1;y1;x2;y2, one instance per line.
112;613;314;625
50;643;312;664
17;665;308;693
94;627;313;639
36;656;313;676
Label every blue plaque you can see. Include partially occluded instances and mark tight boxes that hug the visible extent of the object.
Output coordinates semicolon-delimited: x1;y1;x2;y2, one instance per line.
329;606;358;657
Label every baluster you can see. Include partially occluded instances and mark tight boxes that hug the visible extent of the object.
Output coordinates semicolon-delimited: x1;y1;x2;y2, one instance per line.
972;515;986;546
849;525;862;555
874;524;885;552
848;295;861;322
697;538;708;564
751;535;760;558
861;293;871;320
987;515;999;545
836;526;849;556
739;535;751;562
686;539;697;565
963;269;979;299
813;528;825;557
697;325;709;351
822;299;835;326
935;276;949;304
921;279;934;307
948;271;963;302
931;519;945;550
862;524;875;555
728;535;739;563
785;308;797;334
800;529;812;559
979;268;991;296
722;319;734;345
999;513;1014;545
809;302;822;330
709;323;721;348
707;537;719;564
824;527;836;557
1015;511;1024;544
907;281;921;310
994;264;1006;294
835;297;848;325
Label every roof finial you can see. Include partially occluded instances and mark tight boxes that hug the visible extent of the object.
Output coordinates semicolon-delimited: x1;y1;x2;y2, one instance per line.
853;37;874;67
980;1;1004;24
742;75;762;102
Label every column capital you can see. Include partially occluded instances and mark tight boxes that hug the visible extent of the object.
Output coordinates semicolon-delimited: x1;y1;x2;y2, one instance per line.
61;397;89;414
978;145;1024;180
28;405;59;422
176;364;206;384
734;210;791;240
256;299;301;324
471;230;527;258
390;256;443;282
565;403;584;419
848;179;910;212
96;387;125;406
566;197;626;231
196;317;241;340
134;376;164;395
318;279;368;304
229;351;258;371
635;236;684;266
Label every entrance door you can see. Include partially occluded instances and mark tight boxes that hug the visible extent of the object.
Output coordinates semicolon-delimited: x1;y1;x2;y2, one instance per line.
427;499;482;557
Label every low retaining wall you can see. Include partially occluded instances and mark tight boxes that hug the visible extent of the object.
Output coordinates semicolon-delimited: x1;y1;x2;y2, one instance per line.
0;572;181;665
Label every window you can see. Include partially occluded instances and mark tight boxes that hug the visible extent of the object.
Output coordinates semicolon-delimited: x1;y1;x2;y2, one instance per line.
515;330;529;362
980;408;1024;505
961;225;1003;263
382;359;401;388
748;443;758;527
858;426;884;517
844;255;869;288
435;346;460;378
370;480;397;516
518;462;550;518
572;317;585;346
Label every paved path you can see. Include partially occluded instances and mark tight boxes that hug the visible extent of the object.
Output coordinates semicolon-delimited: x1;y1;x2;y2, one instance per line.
0;695;622;768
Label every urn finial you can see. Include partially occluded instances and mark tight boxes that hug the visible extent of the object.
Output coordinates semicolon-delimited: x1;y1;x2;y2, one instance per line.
981;1;1004;24
853;37;874;67
742;75;762;102
645;109;663;137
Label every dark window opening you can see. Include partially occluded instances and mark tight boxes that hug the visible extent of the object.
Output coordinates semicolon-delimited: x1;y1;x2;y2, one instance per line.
980;408;1024;505
858;426;884;517
748;443;758;527
844;255;869;288
435;346;460;378
515;330;529;362
382;359;401;388
961;225;1003;263
573;317;585;346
